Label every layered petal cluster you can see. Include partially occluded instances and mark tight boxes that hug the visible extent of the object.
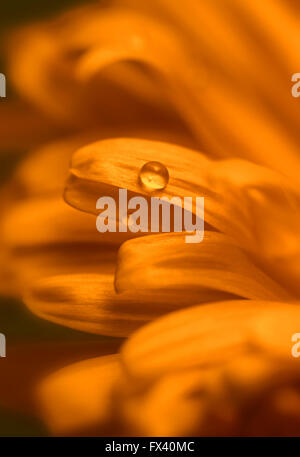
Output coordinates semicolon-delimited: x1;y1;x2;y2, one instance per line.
36;301;300;436
21;136;300;436
4;0;300;178
0;0;300;437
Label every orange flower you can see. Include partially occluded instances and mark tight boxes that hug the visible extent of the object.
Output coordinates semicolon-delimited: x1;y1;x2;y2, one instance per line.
0;0;300;437
35;302;300;436
16;136;300;436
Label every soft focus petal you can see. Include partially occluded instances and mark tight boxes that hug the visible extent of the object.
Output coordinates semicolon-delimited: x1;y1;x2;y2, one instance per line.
1;197;126;290
23;273;231;337
123;355;300;436
121;300;299;381
36;355;121;435
0;102;63;153
116;232;290;301
5;4;196;142
120;0;300;180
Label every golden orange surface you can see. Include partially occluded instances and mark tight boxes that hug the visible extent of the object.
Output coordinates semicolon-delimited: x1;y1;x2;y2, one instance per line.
0;0;300;436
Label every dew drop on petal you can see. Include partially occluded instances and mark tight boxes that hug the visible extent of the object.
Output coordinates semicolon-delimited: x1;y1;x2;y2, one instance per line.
139;161;169;191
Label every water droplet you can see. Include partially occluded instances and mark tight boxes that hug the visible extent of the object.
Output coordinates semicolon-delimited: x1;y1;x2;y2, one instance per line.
139;161;169;191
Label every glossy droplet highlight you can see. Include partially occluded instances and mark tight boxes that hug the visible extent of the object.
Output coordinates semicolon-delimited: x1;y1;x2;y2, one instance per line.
139;161;169;191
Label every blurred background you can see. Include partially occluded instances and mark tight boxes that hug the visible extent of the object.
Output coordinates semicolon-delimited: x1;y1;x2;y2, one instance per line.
1;0;299;438
0;0;117;437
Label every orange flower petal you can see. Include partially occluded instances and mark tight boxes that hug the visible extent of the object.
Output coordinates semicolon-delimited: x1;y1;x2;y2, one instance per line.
36;355;120;435
116;232;290;301
121;300;295;381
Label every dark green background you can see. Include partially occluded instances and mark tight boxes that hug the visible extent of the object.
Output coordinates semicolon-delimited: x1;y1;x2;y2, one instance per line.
0;0;114;437
0;0;89;30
